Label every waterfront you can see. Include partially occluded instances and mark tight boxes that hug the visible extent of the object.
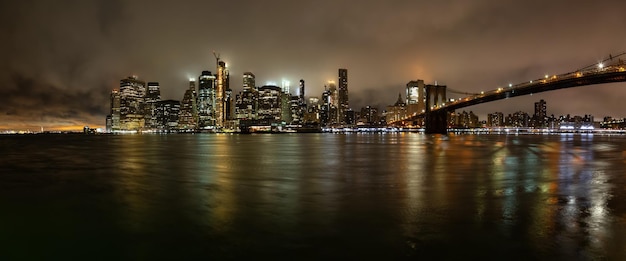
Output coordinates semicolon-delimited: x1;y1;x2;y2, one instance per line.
1;133;626;259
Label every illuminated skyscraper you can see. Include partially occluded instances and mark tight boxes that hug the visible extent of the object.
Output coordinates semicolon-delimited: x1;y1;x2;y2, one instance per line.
406;80;425;115
386;93;406;123
179;79;198;130
488;112;505;127
298;79;305;99
119;76;146;130
109;89;121;131
533;99;547;127
236;72;258;120
297;79;306;123
257;85;283;120
215;60;227;127
243;72;255;91
304;97;320;124
145;82;161;129
320;87;332;126
338;69;349;124
327;82;338;125
198;71;216;129
155;100;180;131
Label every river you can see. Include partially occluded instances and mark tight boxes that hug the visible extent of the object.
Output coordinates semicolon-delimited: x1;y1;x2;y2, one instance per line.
1;133;625;259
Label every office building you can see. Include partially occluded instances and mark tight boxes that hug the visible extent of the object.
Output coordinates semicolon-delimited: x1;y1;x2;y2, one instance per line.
406;80;425;115
155;100;180;131
197;71;216;129
533;99;547;128
119;76;146;130
109;89;121;131
215;60;227;127
257;85;283;120
145;82;161;129
338;69;349;124
178;79;198;130
488;112;505;127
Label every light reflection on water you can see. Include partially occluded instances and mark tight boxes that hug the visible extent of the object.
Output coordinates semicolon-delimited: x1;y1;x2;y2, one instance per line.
0;133;625;259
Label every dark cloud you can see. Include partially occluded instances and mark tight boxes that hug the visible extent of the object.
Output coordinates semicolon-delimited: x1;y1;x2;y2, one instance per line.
1;0;626;129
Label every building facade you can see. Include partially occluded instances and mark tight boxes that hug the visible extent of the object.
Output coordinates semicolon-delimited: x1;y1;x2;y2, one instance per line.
338;69;349;124
197;71;216;129
119;76;146;131
178;79;198;130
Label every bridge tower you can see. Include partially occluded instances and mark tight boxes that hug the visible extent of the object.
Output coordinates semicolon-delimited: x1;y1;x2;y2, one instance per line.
425;84;449;134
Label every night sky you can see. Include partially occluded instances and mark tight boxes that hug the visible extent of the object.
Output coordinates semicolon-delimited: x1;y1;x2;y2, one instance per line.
1;0;626;130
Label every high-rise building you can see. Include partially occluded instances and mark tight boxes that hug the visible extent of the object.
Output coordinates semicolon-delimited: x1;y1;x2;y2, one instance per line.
453;110;479;128
155;100;180;131
236;72;258;120
145;82;161;129
506;111;530;127
297;79;306;123
257;85;283;120
386;93;407;123
298;79;305;99
197;71;216;129
360;106;379;125
406;80;425;115
304;97;320;124
119;76;146;130
179;79;198;130
105;115;112;132
243;72;255;91
326;82;338;125
338;69;349;124
110;89;121;131
533;99;547;128
225;87;233;121
488;112;504;127
215;60;227;127
289;95;301;124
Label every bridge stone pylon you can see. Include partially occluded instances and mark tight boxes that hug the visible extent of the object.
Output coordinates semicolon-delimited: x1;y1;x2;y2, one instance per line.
425;84;449;134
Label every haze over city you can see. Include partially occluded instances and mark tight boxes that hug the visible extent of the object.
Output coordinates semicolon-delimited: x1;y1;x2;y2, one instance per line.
1;0;626;130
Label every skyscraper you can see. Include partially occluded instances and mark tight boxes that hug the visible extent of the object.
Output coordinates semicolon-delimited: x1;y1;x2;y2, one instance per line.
406;80;425;115
338;69;349;124
298;79;305;99
257;85;283;120
145;82;161;129
327;81;338;125
243;72;255;91
119;76;146;130
155;100;180;131
198;71;216;129
534;99;547;128
297;79;306;123
215;60;227;127
236;72;258;120
110;89;120;131
179;79;198;130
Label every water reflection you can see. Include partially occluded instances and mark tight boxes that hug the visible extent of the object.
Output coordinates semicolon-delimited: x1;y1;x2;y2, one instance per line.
1;133;626;259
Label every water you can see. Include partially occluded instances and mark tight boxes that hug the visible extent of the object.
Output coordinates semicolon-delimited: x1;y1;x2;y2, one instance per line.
1;133;625;259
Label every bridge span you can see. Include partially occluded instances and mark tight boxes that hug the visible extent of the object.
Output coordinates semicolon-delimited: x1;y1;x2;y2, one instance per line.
390;54;626;134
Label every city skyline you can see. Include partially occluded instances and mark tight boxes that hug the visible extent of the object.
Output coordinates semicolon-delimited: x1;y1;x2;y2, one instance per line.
1;0;626;130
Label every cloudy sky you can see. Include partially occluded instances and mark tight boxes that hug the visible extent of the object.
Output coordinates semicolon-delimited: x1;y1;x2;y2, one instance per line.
1;0;625;130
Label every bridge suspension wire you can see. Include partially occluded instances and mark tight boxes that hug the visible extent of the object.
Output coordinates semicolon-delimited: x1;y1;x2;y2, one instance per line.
447;88;479;96
575;52;626;72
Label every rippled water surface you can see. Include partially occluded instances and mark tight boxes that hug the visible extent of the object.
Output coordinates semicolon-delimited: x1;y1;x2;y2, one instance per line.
1;133;626;259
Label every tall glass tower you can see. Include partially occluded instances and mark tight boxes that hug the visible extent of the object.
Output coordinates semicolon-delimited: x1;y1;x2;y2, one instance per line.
338;69;349;125
198;71;216;129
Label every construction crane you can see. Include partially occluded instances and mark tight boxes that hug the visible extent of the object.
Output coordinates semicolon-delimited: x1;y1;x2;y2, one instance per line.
212;50;220;65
